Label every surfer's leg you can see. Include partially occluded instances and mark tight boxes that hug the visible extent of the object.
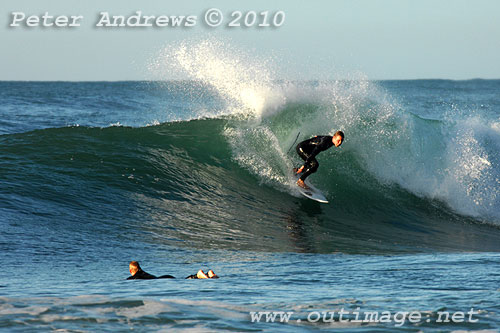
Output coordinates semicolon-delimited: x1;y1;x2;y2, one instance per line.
299;159;319;181
296;144;309;161
295;144;310;174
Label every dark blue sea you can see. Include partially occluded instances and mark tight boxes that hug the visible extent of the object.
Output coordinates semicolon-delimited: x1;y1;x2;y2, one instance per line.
1;77;499;331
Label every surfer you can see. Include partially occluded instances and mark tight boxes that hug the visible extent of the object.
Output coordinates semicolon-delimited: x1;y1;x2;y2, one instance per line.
294;131;344;189
127;261;175;279
127;261;219;280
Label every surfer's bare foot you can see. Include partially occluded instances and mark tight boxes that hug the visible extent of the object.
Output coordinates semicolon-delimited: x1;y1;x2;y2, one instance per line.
196;270;209;279
296;179;310;190
207;270;219;278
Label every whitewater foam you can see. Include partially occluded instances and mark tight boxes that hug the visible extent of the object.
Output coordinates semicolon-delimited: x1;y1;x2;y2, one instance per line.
150;37;286;120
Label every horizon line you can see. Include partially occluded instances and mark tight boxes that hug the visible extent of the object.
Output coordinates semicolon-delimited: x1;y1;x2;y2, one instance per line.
1;78;499;83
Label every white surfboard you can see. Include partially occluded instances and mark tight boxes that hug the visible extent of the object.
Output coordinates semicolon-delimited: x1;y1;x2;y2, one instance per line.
294;174;328;203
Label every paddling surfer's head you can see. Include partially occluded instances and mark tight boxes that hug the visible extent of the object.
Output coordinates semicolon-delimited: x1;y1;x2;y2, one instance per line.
129;261;141;276
333;131;344;147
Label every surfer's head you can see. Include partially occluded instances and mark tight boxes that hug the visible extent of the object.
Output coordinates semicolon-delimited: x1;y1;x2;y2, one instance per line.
129;261;141;276
333;131;344;147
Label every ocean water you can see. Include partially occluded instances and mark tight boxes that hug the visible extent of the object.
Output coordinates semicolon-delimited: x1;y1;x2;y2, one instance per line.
1;44;500;331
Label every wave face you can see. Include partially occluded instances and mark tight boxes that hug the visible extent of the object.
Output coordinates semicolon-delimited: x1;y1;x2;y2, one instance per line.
1;115;499;253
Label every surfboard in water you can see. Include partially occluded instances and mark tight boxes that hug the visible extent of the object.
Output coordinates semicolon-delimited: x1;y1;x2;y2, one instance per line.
294;174;328;203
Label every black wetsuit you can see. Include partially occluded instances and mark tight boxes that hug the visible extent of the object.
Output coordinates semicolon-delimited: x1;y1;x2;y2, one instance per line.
127;269;175;280
296;136;334;181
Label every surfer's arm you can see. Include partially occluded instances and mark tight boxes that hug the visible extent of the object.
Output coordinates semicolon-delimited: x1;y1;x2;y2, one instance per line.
304;136;331;164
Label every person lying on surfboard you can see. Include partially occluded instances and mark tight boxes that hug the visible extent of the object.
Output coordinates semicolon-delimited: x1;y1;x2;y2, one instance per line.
294;131;344;190
127;261;219;280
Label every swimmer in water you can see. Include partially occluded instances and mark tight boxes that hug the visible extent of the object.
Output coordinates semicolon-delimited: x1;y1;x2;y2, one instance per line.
127;261;175;279
126;261;219;280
